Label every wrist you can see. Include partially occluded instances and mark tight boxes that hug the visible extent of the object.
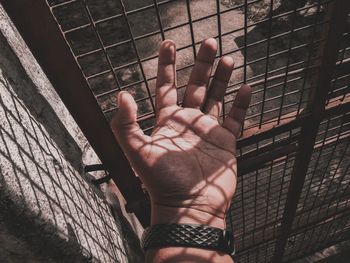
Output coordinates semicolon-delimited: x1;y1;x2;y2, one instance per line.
151;203;226;229
146;247;234;263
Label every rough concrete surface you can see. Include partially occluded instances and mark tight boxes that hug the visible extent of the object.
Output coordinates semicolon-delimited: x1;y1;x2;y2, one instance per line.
0;5;143;262
0;4;87;153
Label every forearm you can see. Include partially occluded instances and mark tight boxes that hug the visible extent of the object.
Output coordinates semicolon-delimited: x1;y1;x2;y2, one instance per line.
146;247;234;263
151;204;226;229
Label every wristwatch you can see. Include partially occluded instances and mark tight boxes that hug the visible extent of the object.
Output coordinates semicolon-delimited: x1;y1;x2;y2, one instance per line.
141;224;235;257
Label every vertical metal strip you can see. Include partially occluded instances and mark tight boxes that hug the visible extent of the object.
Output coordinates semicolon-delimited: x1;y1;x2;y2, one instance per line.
259;0;274;128
277;3;299;124
240;0;249;135
153;0;165;41
216;0;226;122
185;0;197;60
243;0;248;83
296;0;322;117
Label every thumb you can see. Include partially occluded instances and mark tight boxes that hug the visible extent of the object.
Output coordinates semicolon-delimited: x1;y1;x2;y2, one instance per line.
111;91;148;154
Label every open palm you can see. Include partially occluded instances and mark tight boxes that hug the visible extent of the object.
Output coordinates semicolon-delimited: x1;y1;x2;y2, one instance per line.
111;38;251;229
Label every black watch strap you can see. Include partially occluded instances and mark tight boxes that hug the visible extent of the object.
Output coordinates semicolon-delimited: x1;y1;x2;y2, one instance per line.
141;224;235;256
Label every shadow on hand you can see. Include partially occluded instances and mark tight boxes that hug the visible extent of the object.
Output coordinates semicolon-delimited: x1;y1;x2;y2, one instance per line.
128;106;239;229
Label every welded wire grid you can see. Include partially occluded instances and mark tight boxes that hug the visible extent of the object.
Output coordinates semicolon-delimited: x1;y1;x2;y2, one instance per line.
229;152;296;262
45;0;350;262
48;0;331;131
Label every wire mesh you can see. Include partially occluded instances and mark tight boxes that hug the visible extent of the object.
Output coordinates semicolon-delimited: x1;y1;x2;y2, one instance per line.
286;112;350;261
230;153;295;261
48;0;330;129
36;0;350;261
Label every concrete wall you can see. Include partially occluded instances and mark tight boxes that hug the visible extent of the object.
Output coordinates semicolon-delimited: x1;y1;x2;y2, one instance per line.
0;5;143;263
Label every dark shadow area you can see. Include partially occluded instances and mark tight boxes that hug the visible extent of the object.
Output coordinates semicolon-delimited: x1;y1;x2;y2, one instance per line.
0;40;130;261
0;183;92;263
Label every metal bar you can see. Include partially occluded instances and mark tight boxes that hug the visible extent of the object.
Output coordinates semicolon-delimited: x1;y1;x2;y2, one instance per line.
185;0;197;59
240;163;246;247
263;158;274;241
240;0;248;137
238;142;298;175
273;151;291;235
0;0;147;221
153;0;165;41
277;2;299;124
296;0;323;117
216;0;223;56
271;1;349;261
216;0;225;122
243;0;248;83
259;0;274;128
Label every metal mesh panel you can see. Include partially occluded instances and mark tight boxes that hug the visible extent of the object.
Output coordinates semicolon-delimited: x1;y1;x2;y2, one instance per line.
235;238;277;263
230;153;295;260
48;0;329;131
284;213;350;262
327;29;350;102
284;112;350;261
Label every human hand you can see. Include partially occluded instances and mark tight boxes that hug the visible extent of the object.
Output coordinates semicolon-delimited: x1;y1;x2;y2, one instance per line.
111;38;251;229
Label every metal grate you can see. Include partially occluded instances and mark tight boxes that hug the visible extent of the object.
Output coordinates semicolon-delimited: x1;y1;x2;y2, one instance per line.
49;0;331;131
2;0;350;262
